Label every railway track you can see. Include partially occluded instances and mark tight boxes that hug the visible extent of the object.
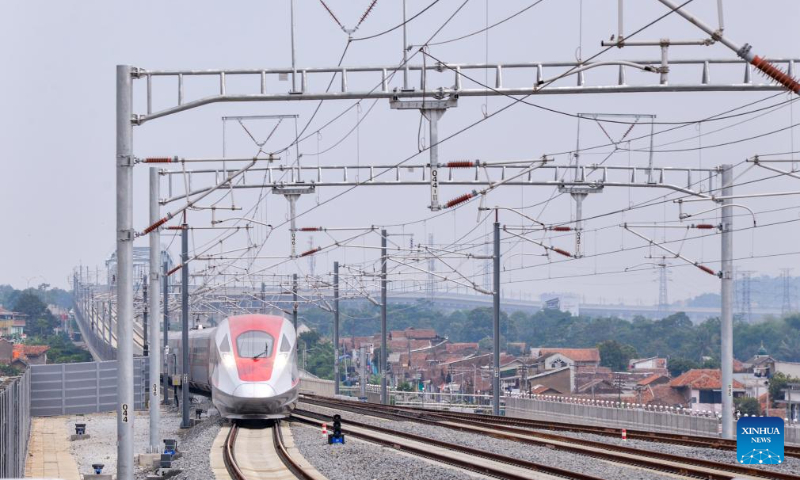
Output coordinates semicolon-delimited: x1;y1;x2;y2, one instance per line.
301;395;800;480
302;394;800;458
222;420;321;480
292;409;604;480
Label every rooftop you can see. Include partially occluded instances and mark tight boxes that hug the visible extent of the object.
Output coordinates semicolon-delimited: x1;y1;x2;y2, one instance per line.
536;347;600;363
669;369;744;390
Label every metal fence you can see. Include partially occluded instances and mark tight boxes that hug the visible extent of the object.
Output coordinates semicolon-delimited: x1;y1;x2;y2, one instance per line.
29;358;148;417
0;373;31;478
73;299;117;361
504;396;800;444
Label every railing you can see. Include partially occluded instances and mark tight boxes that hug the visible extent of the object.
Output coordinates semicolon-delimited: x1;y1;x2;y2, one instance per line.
0;373;31;478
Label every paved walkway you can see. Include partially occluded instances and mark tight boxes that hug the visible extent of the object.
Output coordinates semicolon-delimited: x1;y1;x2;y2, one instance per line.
25;417;81;480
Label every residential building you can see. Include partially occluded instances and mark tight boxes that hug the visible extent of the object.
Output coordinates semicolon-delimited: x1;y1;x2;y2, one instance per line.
0;338;13;363
629;357;668;371
530;347;601;368
12;344;50;366
0;306;25;338
669;369;745;413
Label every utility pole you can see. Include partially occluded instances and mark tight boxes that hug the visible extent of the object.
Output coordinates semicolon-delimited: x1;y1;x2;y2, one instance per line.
147;167;161;452
292;273;298;331
180;224;191;428
493;217;501;415
720;164;734;439
142;278;148;357
115;64;134;480
333;262;340;396
381;229;388;404
360;345;367;399
162;261;170;405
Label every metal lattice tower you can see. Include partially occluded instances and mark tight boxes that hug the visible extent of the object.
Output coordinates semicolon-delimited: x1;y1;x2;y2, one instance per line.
782;268;793;316
657;257;669;316
307;237;316;276
739;271;754;323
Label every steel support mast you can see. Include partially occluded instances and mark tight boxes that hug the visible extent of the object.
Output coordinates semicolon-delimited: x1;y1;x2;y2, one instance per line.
180;224;190;428
148;168;161;451
720;164;734;438
492;219;501;415
333;261;340;396
292;273;298;330
162;261;170;405
115;64;135;480
381;229;388;404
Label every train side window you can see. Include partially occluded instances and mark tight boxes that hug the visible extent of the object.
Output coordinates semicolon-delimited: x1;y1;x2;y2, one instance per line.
220;334;231;353
279;334;291;353
237;330;274;358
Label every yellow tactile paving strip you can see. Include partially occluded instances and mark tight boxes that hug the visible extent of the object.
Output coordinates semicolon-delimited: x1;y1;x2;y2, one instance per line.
25;417;81;480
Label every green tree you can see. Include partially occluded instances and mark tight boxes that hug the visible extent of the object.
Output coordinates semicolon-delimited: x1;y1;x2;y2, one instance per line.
597;340;638;371
769;372;800;407
668;357;698;377
14;291;57;337
734;396;761;416
397;381;414;392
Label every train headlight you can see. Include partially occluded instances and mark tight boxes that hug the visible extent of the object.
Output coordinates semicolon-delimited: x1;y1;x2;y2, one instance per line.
221;352;236;368
274;353;288;370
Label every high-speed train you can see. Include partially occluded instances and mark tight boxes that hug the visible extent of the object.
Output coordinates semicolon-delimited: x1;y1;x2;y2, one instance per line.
167;314;299;419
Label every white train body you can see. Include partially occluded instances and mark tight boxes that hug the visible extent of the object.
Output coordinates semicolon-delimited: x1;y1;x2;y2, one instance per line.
168;314;299;419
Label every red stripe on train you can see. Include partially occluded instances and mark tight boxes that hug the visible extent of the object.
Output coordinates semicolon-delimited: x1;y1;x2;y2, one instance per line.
228;314;286;382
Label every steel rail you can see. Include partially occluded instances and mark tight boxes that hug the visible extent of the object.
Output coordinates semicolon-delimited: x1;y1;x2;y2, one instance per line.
409;406;800;458
291;411;603;480
222;423;246;480
273;421;317;480
299;396;799;480
224;421;316;480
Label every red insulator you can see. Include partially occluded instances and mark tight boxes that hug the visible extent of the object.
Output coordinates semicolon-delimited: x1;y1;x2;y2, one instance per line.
144;157;173;163
697;265;717;276
694;224;716;230
300;227;321;232
552;248;572;257
143;217;168;234
446;161;474;168
550;226;572;232
444;192;475;209
751;56;800;94
167;265;182;276
300;247;322;257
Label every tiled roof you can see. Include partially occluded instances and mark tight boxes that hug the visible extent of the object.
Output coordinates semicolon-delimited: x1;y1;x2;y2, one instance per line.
641;384;688;407
669;369;744;390
638;374;669;386
13;344;50;357
446;343;479;353
538;348;600;363
404;328;438;340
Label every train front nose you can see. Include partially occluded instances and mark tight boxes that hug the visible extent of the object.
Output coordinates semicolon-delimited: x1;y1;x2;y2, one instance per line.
232;382;277;398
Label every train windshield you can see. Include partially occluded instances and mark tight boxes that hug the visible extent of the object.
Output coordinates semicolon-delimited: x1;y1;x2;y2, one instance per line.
236;330;274;358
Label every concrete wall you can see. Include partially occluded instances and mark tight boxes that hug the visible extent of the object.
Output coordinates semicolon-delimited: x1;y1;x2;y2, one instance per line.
299;377;336;397
0;373;30;478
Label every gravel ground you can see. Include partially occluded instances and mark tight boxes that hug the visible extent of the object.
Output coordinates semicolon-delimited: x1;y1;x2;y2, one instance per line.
290;420;485;480
67;406;182;477
531;427;799;474
65;395;220;479
298;402;677;480
135;396;222;480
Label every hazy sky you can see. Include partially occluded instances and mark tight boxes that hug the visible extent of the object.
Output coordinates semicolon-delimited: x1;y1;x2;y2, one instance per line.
2;0;800;306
